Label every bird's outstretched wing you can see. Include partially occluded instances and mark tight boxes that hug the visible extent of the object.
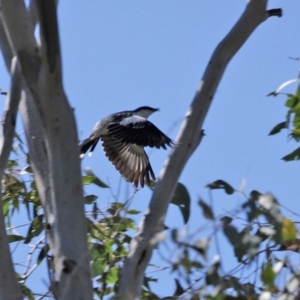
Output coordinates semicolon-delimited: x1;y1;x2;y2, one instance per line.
107;117;174;149
101;135;155;187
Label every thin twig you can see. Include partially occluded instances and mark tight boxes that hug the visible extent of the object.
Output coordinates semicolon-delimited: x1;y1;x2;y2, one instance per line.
23;235;46;278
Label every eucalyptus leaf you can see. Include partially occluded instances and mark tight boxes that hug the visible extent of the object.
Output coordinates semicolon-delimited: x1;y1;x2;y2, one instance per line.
269;122;286;135
8;234;25;243
206;179;234;195
282;147;300;161
198;199;214;220
84;194;98;204
171;182;190;224
24;214;44;244
83;168;109;188
173;278;184;296
37;244;49;265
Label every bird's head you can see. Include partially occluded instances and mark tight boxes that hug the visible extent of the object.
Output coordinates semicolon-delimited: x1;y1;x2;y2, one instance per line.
133;106;159;118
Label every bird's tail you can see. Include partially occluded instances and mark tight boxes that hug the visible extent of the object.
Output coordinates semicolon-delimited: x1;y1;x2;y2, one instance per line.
79;137;100;158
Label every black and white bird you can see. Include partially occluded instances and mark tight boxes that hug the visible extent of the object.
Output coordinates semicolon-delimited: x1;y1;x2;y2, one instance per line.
79;106;174;187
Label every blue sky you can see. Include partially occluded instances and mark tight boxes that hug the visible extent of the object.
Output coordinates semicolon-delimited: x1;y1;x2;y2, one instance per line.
1;0;300;298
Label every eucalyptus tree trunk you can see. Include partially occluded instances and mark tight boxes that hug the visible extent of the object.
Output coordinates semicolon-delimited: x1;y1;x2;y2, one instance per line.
0;1;93;299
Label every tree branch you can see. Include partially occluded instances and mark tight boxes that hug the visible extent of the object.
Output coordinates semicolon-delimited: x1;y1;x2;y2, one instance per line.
0;0;52;229
35;0;61;74
0;0;47;147
0;0;41;100
118;0;282;298
0;58;23;300
0;1;93;299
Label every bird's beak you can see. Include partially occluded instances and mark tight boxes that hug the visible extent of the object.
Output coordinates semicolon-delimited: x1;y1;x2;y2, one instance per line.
155;108;160;111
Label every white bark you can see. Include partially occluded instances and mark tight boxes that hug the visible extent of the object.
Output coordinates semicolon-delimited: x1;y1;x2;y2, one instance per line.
0;58;23;300
0;1;93;299
117;0;282;298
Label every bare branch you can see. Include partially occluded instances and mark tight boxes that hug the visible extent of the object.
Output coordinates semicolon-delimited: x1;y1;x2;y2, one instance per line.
28;0;39;32
0;0;41;98
0;58;23;300
23;235;46;279
118;0;282;298
19;93;51;210
267;8;282;18
35;0;61;74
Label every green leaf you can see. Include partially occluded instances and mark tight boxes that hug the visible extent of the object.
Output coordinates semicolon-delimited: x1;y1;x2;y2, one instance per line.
173;278;184;296
37;244;49;265
198;199;214;220
143;276;158;291
282;147;300;161
171;182;190;224
84;194;98;204
104;240;114;253
221;216;232;225
292;100;300;114
293;114;300;128
106;266;118;284
190;261;204;270
6;159;18;168
24;214;44;244
223;224;240;247
2;199;9;216
107;202;125;215
83;168;109;188
90;243;105;260
20;284;34;300
142;291;160;300
291;128;300;141
281;218;297;242
261;263;276;287
285;94;299;108
7;234;25;243
101;216;136;231
91;259;105;277
82;175;95;185
269;122;286;135
206;179;234;195
126;209;140;215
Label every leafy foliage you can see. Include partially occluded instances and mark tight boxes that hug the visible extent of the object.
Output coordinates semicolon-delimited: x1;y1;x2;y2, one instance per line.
4;134;300;299
158;180;300;299
269;75;300;160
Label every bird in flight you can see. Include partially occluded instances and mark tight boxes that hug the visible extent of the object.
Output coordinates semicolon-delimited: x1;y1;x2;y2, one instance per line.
79;106;174;187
